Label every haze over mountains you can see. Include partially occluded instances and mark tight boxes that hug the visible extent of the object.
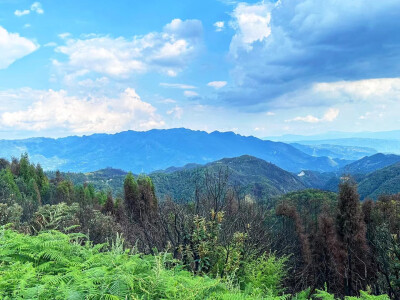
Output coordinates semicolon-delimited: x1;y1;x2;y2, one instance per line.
267;130;400;155
267;130;400;142
0;128;349;173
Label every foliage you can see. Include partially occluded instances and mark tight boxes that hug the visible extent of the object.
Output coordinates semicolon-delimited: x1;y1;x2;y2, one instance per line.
0;228;287;300
0;154;395;299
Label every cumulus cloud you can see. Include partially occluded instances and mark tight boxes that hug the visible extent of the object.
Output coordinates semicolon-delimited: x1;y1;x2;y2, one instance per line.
207;81;227;89
287;108;339;123
0;26;39;69
214;21;225;32
0;88;164;133
230;2;272;55
54;19;202;80
224;0;400;108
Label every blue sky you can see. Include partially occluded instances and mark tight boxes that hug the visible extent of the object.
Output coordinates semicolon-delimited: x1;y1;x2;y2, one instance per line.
1;0;400;139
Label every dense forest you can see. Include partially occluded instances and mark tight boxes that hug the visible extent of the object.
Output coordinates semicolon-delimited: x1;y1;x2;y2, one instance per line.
1;154;399;299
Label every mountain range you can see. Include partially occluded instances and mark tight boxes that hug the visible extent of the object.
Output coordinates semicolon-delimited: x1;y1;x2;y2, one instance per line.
0;128;349;173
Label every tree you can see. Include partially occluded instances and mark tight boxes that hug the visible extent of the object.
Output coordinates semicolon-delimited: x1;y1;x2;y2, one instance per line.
102;191;114;215
124;172;139;222
336;179;370;296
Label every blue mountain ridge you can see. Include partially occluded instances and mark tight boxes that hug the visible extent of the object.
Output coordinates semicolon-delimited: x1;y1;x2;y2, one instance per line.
0;128;350;173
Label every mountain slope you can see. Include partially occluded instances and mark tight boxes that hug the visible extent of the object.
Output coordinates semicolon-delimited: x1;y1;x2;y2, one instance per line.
151;155;307;201
358;162;400;199
0;128;346;173
53;155;307;201
341;153;400;174
306;154;400;194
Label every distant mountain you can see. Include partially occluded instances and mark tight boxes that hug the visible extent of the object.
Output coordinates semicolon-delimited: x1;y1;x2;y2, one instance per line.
290;143;376;160
291;138;400;154
312;153;400;195
358;162;400;199
0;128;347;173
54;155;308;201
341;153;400;174
267;130;400;142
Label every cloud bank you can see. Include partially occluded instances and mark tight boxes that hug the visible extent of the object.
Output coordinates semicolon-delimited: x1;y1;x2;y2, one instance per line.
0;88;164;134
54;19;203;79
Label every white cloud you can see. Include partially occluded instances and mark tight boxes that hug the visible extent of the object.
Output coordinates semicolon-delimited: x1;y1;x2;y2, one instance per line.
0;26;39;69
15;9;30;17
184;90;199;97
313;78;400;101
0;88;164;133
160;83;196;89
58;32;71;39
287;108;339;123
268;77;400;110
31;2;44;14
207;81;227;89
214;21;225;32
230;2;272;55
54;19;202;80
14;2;44;16
167;106;183;119
265;111;275;116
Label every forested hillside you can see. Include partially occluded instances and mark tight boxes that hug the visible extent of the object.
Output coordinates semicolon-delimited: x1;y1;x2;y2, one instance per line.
0;154;397;299
357;162;400;199
48;155;307;201
341;153;400;174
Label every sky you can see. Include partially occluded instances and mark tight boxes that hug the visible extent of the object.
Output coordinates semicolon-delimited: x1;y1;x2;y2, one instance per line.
1;0;400;139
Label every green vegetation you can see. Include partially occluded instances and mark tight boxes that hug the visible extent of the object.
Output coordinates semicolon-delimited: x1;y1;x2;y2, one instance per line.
0;154;397;299
53;155;307;203
0;228;285;299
